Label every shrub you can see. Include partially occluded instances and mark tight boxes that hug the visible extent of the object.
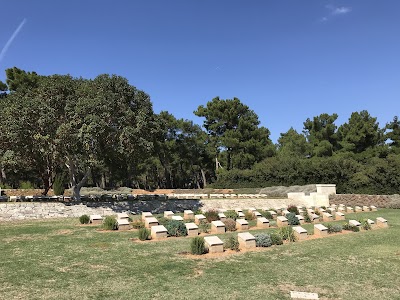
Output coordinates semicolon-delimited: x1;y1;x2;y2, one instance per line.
224;235;240;251
359;219;371;230
270;233;283;245
286;212;300;226
204;209;219;223
260;210;272;219
245;211;255;221
325;223;342;234
303;211;311;223
224;210;238;220
165;220;187;237
198;221;211;233
103;216;118;230
223;218;237;232
138;228;151;241
190;237;206;255
287;205;299;215
131;219;145;229
279;226;296;242
53;174;65;196
19;181;34;189
79;214;90;224
254;233;272;247
157;217;169;226
343;222;360;232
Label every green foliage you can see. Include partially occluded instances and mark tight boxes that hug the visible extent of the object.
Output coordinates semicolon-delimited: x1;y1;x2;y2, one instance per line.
190;237;206;255
270;232;283;245
19;181;34;189
224;210;238;220
359;219;372;230
254;233;272;247
198;221;211;233
103;216;118;230
260;210;272;219
325;223;342;233
165;220;187;237
303;211;312;223
204;209;219;223
138;228;151;241
79;215;90;224
342;222;360;232
286;212;300;226
222;218;237;232
224;235;240;251
244;211;255;221
279;227;296;242
53;174;65;196
287;205;299;215
131;219;145;229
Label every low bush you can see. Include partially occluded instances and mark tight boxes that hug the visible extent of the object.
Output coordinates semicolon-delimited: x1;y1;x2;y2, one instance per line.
204;209;219;223
198;221;211;233
343;222;360;232
303;211;311;223
245;211;255;221
359;219;371;230
131;219;145;229
325;223;342;233
19;181;35;189
79;214;90;224
287;205;300;215
190;237;206;255
165;220;187;237
279;226;296;242
223;218;237;232
224;210;238;220
138;228;151;241
103;216;118;230
254;233;272;247
53;174;65;196
224;235;240;251
270;233;283;245
286;212;300;226
260;210;272;219
157;217;169;226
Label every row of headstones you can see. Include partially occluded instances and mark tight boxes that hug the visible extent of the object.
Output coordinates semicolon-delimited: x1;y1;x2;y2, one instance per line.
89;213;131;230
156;193;269;199
203;217;389;254
330;204;377;213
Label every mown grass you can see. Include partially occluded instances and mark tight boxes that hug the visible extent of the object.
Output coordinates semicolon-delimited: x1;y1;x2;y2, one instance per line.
0;209;399;299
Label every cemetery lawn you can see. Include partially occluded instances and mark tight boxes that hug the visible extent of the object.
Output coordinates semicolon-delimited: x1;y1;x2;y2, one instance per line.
1;209;399;300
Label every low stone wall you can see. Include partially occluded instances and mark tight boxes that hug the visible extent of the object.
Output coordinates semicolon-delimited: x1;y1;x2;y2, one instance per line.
0;198;305;221
329;194;392;207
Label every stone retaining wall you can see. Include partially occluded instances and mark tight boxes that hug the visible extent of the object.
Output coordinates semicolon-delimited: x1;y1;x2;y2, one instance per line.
0;198;305;221
329;194;392;207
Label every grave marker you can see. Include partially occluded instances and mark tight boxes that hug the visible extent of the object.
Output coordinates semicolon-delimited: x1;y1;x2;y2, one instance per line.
236;219;249;230
238;232;256;249
151;225;168;240
257;217;269;228
211;220;226;234
204;236;224;253
314;224;328;237
185;223;199;236
277;216;288;227
293;226;308;240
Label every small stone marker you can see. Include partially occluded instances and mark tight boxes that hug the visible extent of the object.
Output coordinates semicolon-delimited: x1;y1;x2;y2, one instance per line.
218;212;226;221
376;217;388;228
346;207;354;213
370;205;377;211
90;215;103;225
236;219;249;230
362;206;370;212
141;212;153;221
204;236;224;253
184;210;194;219
276;208;282;215
335;211;345;221
211;220;226;233
355;206;362;213
268;211;277;219
237;212;246;219
290;291;319;299
238;232;256;249
253;211;262;218
248;207;257;212
164;211;174;219
117;213;129;220
338;206;346;213
318;208;326;214
277;216;288;227
349;220;361;227
282;209;290;216
151;225;168;240
322;212;333;222
314;224;328;237
367;219;377;229
293;226;308;240
172;215;184;221
194;214;206;225
235;208;243;213
145;217;159;228
185;222;199;236
296;215;305;225
257;217;269;228
311;214;320;223
117;218;130;231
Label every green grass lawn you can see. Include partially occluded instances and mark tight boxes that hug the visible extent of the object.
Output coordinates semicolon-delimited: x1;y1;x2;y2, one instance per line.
1;209;399;300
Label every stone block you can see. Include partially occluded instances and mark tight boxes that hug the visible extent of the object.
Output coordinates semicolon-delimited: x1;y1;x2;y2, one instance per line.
204;236;224;253
236;219;249;230
183;210;194;219
335;211;345;221
194;214;206;225
282;209;290;216
185;222;199;236
314;224;328;237
90;215;102;225
237;212;245;219
238;232;256;249
235;208;243;213
172;215;184;221
367;219;378;229
290;291;319;299
376;217;388;228
117;218;130;231
164;211;174;219
296;215;305;225
311;213;320;223
370;205;377;211
355;206;362;213
346;207;354;213
116;213;129;220
293;226;308;241
277;216;288;227
248;207;256;212
362;206;370;212
268;211;277;220
338;206;346;213
349;220;361;227
218;212;226;221
257;217;269;228
322;212;333;222
151;225;168;240
145;217;159;228
211;220;226;233
253;211;262;218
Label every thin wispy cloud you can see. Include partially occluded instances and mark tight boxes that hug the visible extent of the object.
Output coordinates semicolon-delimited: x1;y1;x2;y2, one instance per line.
0;18;27;64
320;5;352;22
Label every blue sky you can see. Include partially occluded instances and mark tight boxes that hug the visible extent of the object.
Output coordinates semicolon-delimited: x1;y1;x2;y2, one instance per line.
1;1;399;142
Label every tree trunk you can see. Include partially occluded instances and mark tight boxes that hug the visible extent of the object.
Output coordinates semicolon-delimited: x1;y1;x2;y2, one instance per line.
66;156;91;201
200;169;207;188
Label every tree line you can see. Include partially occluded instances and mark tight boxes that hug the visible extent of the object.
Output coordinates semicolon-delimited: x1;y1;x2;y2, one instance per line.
0;68;399;198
